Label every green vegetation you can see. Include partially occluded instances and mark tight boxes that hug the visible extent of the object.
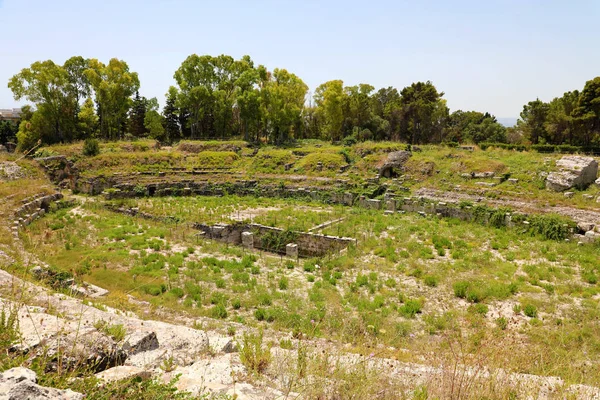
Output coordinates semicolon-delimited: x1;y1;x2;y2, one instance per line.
9;56;599;151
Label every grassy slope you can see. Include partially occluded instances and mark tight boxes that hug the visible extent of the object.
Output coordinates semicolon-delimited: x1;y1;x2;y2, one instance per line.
19;194;600;386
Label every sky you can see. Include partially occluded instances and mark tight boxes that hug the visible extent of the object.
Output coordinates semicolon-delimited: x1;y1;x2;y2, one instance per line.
0;0;598;119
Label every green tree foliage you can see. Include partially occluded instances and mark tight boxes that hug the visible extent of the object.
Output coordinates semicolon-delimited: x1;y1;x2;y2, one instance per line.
518;99;549;144
78;98;98;138
8;60;76;144
85;58;140;140
0;120;18;144
129;91;148;137
144;97;165;140
516;77;600;147
9;53;596;148
399;81;448;144
314;80;345;142
262;68;308;144
162;87;181;144
447;111;506;143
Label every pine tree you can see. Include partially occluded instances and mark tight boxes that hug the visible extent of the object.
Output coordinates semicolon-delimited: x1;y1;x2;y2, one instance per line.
163;92;180;143
129;91;148;137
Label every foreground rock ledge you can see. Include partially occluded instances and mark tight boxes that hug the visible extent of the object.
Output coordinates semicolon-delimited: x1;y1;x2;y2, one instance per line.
0;367;83;400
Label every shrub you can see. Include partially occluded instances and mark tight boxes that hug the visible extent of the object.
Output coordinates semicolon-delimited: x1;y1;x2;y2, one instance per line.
0;307;20;349
211;304;228;319
528;214;576;241
496;317;508;330
168;287;185;298
232;298;241;309
238;330;271;374
424;275;439;287
83;138;100;156
453;281;470;298
399;299;423;318
523;304;538;318
469;303;489;315
278;276;289;290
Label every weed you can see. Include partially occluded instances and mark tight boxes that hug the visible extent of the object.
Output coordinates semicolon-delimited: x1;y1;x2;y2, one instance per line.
238;330;271;375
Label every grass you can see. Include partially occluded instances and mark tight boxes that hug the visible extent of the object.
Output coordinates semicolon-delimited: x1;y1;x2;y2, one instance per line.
16;193;600;387
4;141;600;396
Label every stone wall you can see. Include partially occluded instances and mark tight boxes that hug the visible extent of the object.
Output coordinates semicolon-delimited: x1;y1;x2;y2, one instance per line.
192;222;356;258
35;156;78;189
10;193;65;238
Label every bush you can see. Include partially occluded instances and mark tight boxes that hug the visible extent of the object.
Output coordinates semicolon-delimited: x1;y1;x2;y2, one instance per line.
523;304;538;318
211;304;228;319
529;214;575;241
453;281;470;298
469;303;489;315
424;275;439;287
83;138;100;156
399;299;423;318
238;330;271;374
496;317;508;330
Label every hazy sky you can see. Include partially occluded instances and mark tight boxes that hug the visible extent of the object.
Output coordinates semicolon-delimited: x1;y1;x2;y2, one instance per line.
0;0;598;118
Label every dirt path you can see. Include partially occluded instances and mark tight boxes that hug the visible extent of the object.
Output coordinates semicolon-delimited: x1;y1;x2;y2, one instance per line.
414;187;600;226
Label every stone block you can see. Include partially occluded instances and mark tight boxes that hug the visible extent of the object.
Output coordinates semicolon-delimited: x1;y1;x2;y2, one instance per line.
241;231;254;248
286;243;298;259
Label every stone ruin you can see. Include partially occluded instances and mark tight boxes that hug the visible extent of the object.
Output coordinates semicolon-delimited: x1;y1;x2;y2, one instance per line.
378;150;412;178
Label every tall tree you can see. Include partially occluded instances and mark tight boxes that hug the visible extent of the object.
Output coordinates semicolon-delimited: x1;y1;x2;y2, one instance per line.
85;58;140;140
399;81;447;144
162;86;181;143
129;91;148;137
314;80;345;142
144;97;165;140
77;97;98;139
573;77;600;147
263;68;308;144
8;60;75;144
518;99;549;144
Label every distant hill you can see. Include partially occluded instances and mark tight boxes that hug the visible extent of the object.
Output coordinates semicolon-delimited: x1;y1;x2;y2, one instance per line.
497;117;518;127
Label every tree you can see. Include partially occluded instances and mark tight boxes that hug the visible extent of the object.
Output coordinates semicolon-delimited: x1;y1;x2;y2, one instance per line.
518;99;549;144
314;80;345;142
400;81;447;144
572;77;600;147
544;91;579;145
8;60;76;144
85;58;140;140
263;68;308;144
162;87;181;143
78;98;98;139
0;120;17;144
129;91;148;137
372;87;402;140
144;98;165;140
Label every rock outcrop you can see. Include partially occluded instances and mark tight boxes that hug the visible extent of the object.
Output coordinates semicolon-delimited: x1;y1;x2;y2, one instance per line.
546;156;598;192
379;150;412;178
0;367;84;400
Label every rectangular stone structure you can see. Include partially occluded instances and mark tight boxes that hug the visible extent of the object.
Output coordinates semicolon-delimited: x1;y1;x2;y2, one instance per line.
286;243;298;259
366;199;381;210
241;231;254;248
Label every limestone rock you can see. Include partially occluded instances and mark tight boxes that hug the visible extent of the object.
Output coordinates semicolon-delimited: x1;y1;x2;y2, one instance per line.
0;367;84;400
95;366;149;383
221;340;239;353
577;222;595;233
123;331;159;355
379;151;411;178
546;156;598;191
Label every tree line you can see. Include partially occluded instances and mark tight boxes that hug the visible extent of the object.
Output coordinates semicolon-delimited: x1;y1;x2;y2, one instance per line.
515;77;600;147
4;54;599;149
